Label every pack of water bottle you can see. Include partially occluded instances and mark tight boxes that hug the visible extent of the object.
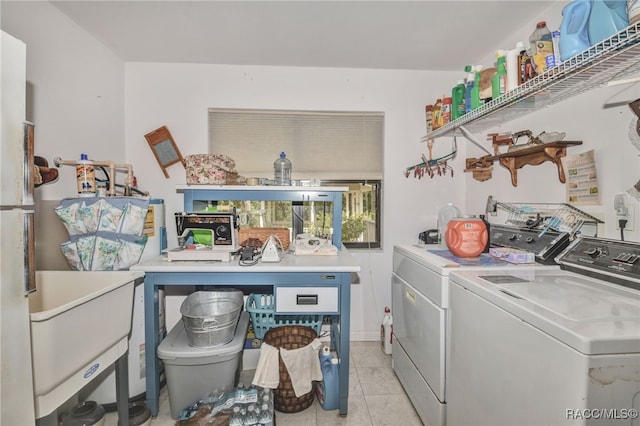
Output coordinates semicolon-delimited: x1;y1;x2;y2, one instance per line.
177;385;274;425
229;387;274;426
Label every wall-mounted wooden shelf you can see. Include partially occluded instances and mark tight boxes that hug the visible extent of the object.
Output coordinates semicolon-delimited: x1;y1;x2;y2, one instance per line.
465;139;582;186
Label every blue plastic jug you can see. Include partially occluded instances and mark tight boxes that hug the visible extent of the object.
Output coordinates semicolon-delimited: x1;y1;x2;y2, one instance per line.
316;347;339;410
560;0;592;61
588;0;629;45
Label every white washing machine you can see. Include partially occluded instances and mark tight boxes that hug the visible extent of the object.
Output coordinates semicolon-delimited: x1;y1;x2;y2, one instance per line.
447;236;640;426
392;244;557;426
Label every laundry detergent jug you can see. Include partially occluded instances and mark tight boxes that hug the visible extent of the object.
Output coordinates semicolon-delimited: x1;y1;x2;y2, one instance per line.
445;216;488;258
588;0;629;45
560;0;592;61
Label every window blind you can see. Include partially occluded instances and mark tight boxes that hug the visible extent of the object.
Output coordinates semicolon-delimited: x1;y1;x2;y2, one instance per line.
208;108;384;180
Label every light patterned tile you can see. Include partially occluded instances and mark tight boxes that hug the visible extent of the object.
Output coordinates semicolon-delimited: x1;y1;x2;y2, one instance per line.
364;394;423;426
356;366;404;396
343;366;361;398
349;342;391;368
316;394;373;426
272;399;318;425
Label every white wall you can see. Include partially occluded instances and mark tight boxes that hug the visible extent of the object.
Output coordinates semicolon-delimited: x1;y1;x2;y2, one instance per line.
2;1;126;270
124;63;463;339
1;1;126;202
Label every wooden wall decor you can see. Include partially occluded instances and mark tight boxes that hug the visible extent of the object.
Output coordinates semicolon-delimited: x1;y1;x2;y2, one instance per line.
144;125;185;178
465;132;582;186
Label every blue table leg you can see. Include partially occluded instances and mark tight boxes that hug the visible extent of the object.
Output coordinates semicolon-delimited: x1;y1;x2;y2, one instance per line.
339;272;351;417
144;274;160;417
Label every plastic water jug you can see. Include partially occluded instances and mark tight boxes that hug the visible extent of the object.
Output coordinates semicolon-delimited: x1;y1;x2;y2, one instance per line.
529;21;554;73
273;151;292;186
588;0;629;45
316;346;339;410
560;0;592;61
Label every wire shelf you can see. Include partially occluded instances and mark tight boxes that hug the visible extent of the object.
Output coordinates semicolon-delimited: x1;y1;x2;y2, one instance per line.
428;22;640;139
486;199;604;238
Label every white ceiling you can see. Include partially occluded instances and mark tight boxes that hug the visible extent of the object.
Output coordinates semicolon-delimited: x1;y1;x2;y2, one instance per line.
50;0;559;71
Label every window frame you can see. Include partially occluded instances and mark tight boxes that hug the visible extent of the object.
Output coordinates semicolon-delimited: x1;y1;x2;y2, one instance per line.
319;179;382;250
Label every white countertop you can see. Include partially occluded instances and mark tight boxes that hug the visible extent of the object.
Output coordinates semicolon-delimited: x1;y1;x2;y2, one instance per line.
131;249;360;273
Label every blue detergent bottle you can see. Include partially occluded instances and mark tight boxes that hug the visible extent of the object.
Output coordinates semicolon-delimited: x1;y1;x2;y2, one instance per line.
316;346;339;410
588;0;629;45
560;0;592;61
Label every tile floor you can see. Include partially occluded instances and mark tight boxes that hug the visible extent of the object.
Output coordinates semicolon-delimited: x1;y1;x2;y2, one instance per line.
105;341;422;425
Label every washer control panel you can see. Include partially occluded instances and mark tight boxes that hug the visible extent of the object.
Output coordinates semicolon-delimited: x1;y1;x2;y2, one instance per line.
557;237;640;288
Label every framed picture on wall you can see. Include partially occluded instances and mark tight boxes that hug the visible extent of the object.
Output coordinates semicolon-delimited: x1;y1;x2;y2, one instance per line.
144;125;185;178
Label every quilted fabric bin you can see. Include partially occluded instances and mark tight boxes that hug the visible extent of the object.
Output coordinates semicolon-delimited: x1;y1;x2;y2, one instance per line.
185;154;237;184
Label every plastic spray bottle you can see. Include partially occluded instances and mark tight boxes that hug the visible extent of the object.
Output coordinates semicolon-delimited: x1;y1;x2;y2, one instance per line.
451;80;466;121
492;51;508;100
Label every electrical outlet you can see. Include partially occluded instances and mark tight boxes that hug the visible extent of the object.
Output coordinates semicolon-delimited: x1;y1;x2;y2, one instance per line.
616;202;635;231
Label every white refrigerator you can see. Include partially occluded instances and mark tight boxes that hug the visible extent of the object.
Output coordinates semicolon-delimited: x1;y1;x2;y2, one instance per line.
0;30;37;424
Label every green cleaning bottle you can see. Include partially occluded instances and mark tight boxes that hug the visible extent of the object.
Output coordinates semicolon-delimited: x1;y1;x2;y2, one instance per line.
471;65;483;110
451;79;466;120
492;51;507;100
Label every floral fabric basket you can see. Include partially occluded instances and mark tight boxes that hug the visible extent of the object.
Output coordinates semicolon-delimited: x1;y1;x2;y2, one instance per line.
185;154;237;185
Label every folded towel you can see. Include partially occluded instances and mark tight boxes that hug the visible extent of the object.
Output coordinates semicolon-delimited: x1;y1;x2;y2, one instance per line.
252;342;280;389
280;338;323;397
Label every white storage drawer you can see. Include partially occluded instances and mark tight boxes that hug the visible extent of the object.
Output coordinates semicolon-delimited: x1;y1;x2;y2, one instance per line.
275;286;339;313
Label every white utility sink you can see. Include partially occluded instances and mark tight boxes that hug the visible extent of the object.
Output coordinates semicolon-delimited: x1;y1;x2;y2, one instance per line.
29;270;143;419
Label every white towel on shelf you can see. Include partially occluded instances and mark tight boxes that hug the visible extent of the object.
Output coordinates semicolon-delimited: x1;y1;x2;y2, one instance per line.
252;342;280;389
280;338;323;397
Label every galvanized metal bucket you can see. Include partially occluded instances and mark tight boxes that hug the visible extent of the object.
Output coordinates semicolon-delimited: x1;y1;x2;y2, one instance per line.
180;289;243;347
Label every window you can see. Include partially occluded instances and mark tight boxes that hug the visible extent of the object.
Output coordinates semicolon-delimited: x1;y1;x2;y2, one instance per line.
208;109;383;248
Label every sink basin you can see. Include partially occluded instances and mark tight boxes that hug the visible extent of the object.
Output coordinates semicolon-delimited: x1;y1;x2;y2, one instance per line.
29;270;144;418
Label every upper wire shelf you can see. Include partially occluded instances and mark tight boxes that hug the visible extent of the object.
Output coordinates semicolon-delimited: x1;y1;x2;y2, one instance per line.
427;22;640;139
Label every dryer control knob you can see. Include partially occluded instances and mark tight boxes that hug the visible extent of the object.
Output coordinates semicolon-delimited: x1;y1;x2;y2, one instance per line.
585;247;599;257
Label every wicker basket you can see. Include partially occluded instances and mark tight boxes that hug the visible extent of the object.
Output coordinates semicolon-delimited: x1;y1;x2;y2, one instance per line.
239;227;290;250
263;325;318;413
